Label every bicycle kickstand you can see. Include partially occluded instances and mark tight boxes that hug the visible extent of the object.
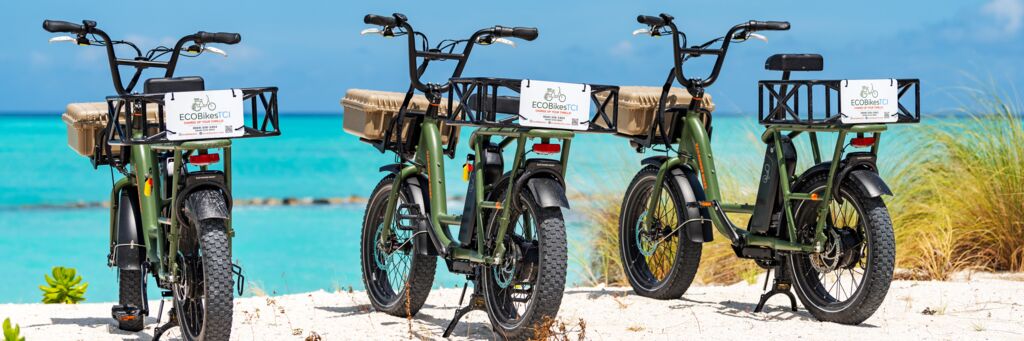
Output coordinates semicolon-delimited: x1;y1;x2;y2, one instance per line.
442;282;485;338
152;307;178;341
754;266;798;313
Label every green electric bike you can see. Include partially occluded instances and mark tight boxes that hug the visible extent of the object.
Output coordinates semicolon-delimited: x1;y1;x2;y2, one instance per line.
44;20;280;340
351;13;619;339
616;14;919;324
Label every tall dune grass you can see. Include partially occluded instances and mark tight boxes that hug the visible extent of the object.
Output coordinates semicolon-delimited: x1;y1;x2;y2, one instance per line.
889;91;1024;279
580;90;1024;285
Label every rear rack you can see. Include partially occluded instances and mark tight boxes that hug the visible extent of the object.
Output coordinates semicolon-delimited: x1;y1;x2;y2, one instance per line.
104;87;280;146
758;79;920;126
445;77;620;132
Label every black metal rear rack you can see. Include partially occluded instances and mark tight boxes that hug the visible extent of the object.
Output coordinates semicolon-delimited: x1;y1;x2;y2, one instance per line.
758;79;920;126
104;87;280;146
445;77;620;132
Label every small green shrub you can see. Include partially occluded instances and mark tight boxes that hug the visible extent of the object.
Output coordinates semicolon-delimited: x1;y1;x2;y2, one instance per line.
3;318;25;341
39;266;88;304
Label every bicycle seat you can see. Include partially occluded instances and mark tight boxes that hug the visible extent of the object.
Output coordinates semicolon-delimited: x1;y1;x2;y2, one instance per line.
466;95;520;115
144;76;205;94
765;54;823;72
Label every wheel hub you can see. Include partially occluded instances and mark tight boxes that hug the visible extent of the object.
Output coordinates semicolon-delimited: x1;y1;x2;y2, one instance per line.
635;212;669;257
810;227;863;272
494;241;522;288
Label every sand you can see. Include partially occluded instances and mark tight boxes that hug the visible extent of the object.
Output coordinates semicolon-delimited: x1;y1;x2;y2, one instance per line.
1;273;1022;340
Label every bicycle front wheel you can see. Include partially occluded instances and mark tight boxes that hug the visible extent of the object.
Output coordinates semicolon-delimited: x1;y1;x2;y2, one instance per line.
618;166;702;299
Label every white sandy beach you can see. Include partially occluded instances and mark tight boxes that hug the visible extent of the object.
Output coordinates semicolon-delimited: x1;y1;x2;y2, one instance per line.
1;273;1022;340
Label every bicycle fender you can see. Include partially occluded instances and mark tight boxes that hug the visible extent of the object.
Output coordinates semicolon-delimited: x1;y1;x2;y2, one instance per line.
404;175;441;257
114;190;144;270
525;177;569;209
184;189;230;222
666;165;713;243
848;169;892;198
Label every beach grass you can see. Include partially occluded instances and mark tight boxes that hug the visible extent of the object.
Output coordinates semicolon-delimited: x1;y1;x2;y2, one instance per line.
888;90;1024;279
580;89;1024;284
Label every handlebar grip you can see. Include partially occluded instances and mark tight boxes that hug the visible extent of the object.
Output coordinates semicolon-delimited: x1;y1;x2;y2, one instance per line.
748;21;790;31
196;31;241;44
364;14;397;27
42;20;83;34
492;26;539;41
637;15;665;26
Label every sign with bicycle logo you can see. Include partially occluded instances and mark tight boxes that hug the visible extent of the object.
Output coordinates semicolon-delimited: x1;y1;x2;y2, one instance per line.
840;79;899;124
518;79;591;130
163;89;245;141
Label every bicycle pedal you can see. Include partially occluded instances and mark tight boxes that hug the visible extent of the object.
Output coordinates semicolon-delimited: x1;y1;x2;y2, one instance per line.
111;304;145;322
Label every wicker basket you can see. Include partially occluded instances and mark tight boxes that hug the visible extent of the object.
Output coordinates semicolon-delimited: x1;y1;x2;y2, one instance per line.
341;89;459;144
61;102;158;157
593;86;714;136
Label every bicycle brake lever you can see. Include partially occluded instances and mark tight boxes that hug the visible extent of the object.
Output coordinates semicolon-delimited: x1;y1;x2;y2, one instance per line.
360;28;383;36
203;46;228;57
492;38;517;48
748;33;768;42
632;28;652;36
48;36;76;44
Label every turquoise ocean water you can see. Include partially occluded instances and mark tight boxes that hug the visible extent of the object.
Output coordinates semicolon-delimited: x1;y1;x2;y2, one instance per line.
0;114;912;303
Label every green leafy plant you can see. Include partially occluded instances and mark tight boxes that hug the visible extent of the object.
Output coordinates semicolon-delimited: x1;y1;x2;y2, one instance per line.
39;266;88;304
3;318;25;341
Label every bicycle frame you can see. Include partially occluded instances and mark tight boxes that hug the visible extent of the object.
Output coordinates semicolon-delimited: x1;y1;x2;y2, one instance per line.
643;107;889;253
377;113;573;265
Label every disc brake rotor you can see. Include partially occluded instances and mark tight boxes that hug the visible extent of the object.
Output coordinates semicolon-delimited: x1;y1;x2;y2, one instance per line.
494;241;522;288
635;212;665;257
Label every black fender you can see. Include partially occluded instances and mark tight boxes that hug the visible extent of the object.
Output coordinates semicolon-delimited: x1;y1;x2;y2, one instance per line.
177;171;232;225
114;189;145;270
640;157;713;243
796;152;892;199
380;165;441;257
402;175;442;257
515;159;569;209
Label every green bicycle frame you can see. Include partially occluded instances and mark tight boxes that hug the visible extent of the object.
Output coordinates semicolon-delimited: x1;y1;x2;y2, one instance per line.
108;139;232;283
377;116;573;265
644;111;887;253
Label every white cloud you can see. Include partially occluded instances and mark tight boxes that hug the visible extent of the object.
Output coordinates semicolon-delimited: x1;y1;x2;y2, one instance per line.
609;40;634;58
982;0;1024;34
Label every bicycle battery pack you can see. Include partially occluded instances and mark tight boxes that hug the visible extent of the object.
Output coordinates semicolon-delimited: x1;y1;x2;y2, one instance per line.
749;135;796;234
458;143;504;247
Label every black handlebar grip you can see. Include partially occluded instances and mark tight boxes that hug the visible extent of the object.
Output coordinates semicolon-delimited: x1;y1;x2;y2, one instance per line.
493;26;539;41
42;20;83;33
364;14;397;27
748;21;791;31
197;31;241;44
511;27;538;41
637;15;665;26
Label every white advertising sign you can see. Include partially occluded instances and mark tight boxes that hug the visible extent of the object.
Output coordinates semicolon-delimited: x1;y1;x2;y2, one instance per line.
163;90;245;141
518;80;591;130
840;79;899;124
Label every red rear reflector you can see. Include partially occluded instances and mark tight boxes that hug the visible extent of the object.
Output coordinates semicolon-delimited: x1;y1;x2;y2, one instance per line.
532;143;561;155
851;137;876;148
189;154;221;166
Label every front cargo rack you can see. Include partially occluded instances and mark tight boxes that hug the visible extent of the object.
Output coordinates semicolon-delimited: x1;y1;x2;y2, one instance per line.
758;79;920;125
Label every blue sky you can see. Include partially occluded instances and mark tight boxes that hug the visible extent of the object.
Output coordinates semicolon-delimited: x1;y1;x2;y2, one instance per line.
1;0;1021;113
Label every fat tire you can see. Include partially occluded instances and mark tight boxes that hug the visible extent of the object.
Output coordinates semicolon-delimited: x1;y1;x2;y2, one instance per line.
619;166;702;299
359;175;436;317
175;218;234;341
788;172;895;325
482;186;567;341
116;269;146;332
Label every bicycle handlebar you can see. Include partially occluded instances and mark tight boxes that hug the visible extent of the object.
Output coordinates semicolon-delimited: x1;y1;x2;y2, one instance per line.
362;13;537;95
196;31;241;45
636;15;665;26
493;26;538;41
42;20;84;34
364;14;399;27
636;14;790;91
747;20;790;31
42;19;241;95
